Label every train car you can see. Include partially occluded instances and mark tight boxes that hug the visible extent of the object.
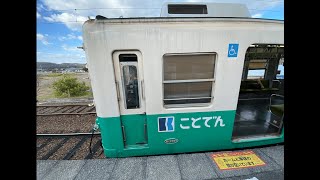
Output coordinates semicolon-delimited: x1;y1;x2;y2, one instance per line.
82;2;284;158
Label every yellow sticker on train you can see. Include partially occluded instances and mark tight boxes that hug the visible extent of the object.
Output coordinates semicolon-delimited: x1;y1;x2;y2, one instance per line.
211;150;266;170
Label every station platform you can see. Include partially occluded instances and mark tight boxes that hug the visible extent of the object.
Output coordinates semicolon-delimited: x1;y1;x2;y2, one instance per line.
37;144;284;180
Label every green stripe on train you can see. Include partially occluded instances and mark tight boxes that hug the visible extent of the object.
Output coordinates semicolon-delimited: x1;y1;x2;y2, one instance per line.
96;110;284;158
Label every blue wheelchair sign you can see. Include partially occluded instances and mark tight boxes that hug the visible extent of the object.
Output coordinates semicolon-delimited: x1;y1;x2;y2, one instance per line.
228;44;239;58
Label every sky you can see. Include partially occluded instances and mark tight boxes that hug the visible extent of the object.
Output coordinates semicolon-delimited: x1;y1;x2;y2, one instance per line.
37;0;284;64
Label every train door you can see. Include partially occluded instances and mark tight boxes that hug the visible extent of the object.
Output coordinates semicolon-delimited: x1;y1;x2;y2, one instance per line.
232;44;284;140
113;51;147;147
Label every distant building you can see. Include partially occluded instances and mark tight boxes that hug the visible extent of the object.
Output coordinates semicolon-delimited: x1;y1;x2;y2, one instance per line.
63;67;85;73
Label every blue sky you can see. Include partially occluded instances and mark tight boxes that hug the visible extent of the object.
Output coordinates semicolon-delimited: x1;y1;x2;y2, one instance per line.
37;0;284;64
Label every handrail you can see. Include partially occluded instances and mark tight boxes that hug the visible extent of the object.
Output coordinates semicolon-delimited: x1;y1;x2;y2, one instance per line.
115;81;121;101
272;79;282;85
272;79;282;89
271;94;284;99
269;94;284;113
141;80;145;100
268;94;284;130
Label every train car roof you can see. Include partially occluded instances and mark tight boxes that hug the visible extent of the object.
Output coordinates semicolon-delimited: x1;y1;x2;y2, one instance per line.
84;16;283;26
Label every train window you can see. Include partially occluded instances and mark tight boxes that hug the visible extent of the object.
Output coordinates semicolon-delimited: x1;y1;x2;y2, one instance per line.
168;4;208;14
248;60;267;69
119;54;137;62
276;58;284;79
122;65;140;109
276;65;284;79
247;59;267;79
247;69;266;79
163;53;215;106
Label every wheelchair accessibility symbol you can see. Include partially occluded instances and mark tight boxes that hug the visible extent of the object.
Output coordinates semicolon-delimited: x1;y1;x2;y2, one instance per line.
228;44;239;58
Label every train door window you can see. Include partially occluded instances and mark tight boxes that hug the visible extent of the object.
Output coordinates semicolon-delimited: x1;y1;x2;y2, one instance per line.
122;65;139;109
119;54;140;109
163;53;216;107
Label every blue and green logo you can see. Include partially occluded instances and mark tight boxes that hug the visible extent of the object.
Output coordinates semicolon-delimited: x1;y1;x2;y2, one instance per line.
158;117;174;132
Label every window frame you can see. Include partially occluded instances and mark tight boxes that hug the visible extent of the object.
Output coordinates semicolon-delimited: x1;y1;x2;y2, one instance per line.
162;52;217;108
113;50;146;115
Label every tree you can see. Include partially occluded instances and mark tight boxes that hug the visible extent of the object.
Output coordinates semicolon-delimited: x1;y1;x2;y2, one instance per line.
82;67;88;72
52;75;89;97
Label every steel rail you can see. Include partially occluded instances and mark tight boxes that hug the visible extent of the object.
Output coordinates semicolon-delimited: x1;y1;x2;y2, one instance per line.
37;112;96;116
37;132;101;136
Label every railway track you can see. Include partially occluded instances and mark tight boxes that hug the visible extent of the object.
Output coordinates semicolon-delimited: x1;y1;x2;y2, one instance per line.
37;104;96;116
37;133;104;160
37;103;102;159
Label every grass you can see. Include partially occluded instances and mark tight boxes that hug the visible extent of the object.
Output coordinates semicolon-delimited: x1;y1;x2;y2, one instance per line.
37;72;93;102
45;73;64;77
37;94;56;101
41;73;76;78
37;92;93;101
